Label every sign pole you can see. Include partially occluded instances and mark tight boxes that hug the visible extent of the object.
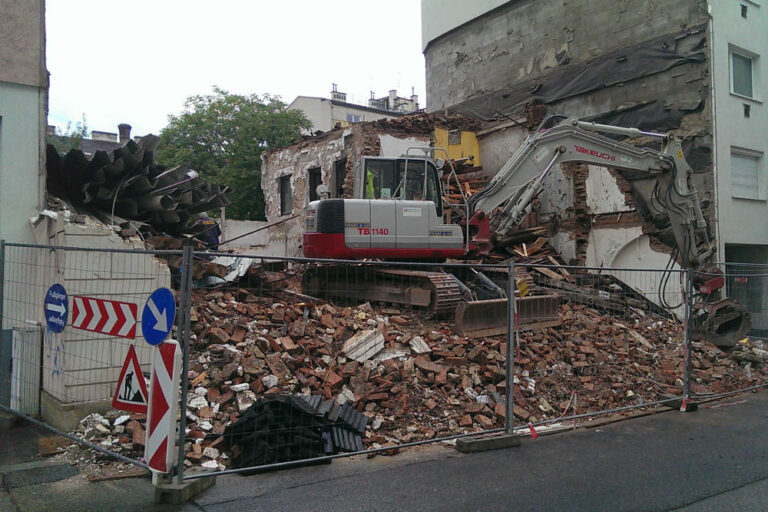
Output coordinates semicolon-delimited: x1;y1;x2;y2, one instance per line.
175;244;194;484
0;240;5;333
506;260;515;434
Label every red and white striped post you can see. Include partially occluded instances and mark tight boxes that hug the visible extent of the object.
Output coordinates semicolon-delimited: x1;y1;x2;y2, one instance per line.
145;339;182;474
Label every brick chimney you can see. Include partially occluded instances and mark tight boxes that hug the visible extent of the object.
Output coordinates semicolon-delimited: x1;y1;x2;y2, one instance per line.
118;123;132;144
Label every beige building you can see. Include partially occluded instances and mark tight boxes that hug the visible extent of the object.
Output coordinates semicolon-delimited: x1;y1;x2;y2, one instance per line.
289;84;420;134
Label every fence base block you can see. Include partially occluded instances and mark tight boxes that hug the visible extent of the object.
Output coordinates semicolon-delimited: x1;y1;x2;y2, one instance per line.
456;433;522;453
153;475;216;504
662;397;699;413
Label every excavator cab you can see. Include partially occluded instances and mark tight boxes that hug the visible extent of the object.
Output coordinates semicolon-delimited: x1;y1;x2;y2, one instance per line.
358;157;441;206
305;155;465;259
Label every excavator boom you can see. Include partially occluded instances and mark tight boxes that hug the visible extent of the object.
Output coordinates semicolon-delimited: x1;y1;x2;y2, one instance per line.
467;117;712;266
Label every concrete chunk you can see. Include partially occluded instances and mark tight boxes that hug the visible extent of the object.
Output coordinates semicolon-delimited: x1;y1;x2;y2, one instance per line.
343;329;385;362
409;335;431;354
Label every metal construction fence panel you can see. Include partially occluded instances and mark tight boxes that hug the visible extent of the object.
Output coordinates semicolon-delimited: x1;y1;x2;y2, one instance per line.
180;254;513;478
1;241;766;483
0;242;181;469
510;263;691;429
719;262;768;339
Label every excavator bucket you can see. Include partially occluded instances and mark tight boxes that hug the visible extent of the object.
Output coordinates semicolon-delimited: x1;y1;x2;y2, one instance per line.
691;298;752;347
454;294;561;338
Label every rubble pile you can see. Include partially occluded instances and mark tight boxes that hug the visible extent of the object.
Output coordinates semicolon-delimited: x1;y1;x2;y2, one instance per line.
72;283;766;471
172;284;762;470
366;112;482;134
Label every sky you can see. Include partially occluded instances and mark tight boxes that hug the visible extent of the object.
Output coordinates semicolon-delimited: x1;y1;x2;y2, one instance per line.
46;0;426;136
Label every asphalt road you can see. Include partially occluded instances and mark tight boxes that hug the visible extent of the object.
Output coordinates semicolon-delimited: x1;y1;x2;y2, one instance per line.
3;391;768;511
195;392;768;512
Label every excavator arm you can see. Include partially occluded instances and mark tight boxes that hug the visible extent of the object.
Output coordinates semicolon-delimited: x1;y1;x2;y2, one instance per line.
461;116;750;346
467;117;713;267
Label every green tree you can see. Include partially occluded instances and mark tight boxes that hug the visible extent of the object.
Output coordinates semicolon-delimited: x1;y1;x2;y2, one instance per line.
156;87;311;220
47;113;88;154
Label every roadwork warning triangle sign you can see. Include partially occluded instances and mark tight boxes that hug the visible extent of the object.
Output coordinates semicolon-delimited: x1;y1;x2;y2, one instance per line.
113;345;149;413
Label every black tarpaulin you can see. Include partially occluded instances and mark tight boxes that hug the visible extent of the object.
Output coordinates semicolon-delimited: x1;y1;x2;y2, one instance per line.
449;23;707;121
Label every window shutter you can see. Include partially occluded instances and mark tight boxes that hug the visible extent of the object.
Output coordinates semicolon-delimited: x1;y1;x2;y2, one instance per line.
731;153;759;199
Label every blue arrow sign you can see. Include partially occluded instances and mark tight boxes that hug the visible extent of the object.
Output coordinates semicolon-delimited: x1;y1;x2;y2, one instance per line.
142;288;176;346
44;284;68;333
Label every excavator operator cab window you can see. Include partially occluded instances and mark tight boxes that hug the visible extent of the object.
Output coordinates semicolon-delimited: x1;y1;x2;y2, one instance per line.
363;160;397;199
398;160;442;217
361;157;442;216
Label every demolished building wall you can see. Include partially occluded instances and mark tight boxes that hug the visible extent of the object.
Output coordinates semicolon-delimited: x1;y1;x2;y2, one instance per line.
423;1;715;282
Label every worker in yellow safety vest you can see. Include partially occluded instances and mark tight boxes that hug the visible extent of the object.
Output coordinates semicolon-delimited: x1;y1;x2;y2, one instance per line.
365;168;375;199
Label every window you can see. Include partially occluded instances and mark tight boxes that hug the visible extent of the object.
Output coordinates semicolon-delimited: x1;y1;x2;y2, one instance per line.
361;158;442;213
731;51;754;98
731;150;762;200
279;175;293;215
346;113;361;123
307;167;322;202
397;161;442;216
741;4;748;17
334;159;347;198
363;160;397;199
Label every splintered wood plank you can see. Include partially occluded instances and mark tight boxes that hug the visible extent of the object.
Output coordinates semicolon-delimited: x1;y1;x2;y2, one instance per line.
548;256;575;282
533;266;563;280
527;237;548;254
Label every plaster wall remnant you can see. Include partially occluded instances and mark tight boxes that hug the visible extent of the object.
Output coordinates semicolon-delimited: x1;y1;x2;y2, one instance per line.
585;165;636;215
586;227;683;315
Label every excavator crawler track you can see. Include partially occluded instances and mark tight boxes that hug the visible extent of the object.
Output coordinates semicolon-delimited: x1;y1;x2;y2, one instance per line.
301;264;461;318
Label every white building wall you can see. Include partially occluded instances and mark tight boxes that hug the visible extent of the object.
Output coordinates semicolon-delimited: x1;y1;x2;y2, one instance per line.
378;134;429;158
709;0;768;260
586;227;683;316
0;0;47;245
27;220;172;405
0;82;45;244
221;219;271;250
289;96;332;134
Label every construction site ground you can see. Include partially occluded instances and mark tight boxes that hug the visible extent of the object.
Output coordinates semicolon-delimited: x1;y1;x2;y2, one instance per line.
2;390;768;511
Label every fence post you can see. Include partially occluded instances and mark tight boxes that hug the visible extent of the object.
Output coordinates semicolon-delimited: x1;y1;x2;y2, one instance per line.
0;240;5;332
683;268;693;404
175;244;194;484
505;260;516;434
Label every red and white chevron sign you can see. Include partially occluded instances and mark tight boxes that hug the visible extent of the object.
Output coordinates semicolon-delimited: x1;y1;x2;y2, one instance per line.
71;296;137;339
145;340;181;473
